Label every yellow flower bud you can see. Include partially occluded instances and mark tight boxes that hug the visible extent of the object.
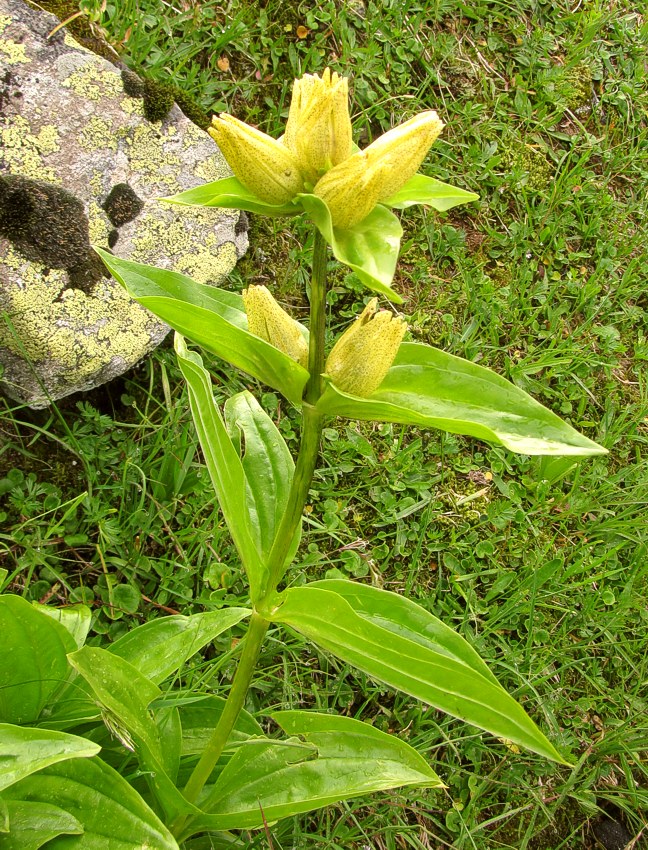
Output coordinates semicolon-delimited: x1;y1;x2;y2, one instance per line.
325;299;407;397
365;110;445;201
313;151;390;229
243;285;309;369
209;114;304;205
313;110;444;229
284;68;353;185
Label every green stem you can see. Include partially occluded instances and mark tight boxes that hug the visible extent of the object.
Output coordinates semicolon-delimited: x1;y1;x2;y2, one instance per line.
173;230;329;839
264;229;328;591
172;611;269;835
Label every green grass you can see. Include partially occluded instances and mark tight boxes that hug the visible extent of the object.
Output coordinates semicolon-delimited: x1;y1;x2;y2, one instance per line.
2;0;648;846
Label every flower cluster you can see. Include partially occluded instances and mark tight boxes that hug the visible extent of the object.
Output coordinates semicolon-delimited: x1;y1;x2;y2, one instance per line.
209;69;443;230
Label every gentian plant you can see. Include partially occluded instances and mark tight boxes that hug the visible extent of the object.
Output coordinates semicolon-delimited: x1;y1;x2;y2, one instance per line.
1;70;606;848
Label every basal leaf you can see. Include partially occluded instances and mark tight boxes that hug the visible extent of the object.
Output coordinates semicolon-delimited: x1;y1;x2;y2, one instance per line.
267;585;568;763
0;725;99;792
68;647;197;822
33;604;92;651
109;608;251;685
3;757;179;849
316;342;606;456
0;596;76;725
0;800;82;849
183;712;440;835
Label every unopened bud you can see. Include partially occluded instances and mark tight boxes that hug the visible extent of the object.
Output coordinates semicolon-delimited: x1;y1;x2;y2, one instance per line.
284;68;353;185
325;299;407;396
313;152;389;230
313;110;444;229
366;110;445;201
243;285;309;369
209;114;304;205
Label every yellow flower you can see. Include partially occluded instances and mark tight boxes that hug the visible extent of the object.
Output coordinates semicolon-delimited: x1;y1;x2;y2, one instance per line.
314;110;444;229
243;285;309;369
364;110;444;201
283;68;353;186
325;299;407;396
209;114;304;205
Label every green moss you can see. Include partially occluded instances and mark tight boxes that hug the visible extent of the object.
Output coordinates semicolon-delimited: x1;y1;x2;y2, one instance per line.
174;89;211;131
28;0;120;65
141;78;175;123
102;183;144;227
499;138;553;192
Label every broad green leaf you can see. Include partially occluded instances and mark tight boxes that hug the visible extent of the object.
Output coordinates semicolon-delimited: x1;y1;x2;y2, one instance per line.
267;586;568;763
33;604;92;651
96;250;310;406
224;392;300;570
0;596;76;724
383;174;479;211
3;756;179;849
0;725;99;791
109;608;251;685
308;580;500;686
155;707;182;784
0;800;82;849
163;176;302;217
185;712;441;835
316;342;606;456
0;797;7;832
178;696;263;756
68;647;197;821
183;834;243;849
175;336;266;599
299;194;404;303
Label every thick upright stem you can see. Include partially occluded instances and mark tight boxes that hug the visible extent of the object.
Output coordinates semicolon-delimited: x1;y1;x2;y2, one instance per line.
172;611;269;836
173;231;330;838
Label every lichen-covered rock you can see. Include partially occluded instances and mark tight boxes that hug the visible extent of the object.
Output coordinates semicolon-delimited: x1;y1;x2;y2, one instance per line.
0;0;247;408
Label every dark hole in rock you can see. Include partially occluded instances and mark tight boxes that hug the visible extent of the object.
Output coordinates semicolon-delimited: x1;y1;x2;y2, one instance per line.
0;173;105;294
102;182;144;227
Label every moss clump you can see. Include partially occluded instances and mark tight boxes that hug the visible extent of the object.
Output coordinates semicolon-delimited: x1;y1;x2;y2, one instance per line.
499;139;553;192
121;68;211;130
102;182;144;227
174;89;211;131
120;68;145;98
0;174;103;293
28;0;119;65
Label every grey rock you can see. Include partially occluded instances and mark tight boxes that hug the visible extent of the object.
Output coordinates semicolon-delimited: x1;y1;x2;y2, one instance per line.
0;0;247;408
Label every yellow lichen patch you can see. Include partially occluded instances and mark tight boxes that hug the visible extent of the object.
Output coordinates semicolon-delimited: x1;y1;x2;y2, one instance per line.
78;115;119;152
0;13;12;32
121;96;144;116
182;121;207;149
87;201;111;247
126;124;182;192
63;31;91;53
0;117;60;182
194;154;230;183
176;240;238;285
129;207;238;284
0;37;29;65
1;261;159;376
61;60;123;102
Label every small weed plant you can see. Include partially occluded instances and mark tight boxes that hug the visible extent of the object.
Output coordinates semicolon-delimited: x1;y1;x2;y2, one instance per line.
0;69;610;848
